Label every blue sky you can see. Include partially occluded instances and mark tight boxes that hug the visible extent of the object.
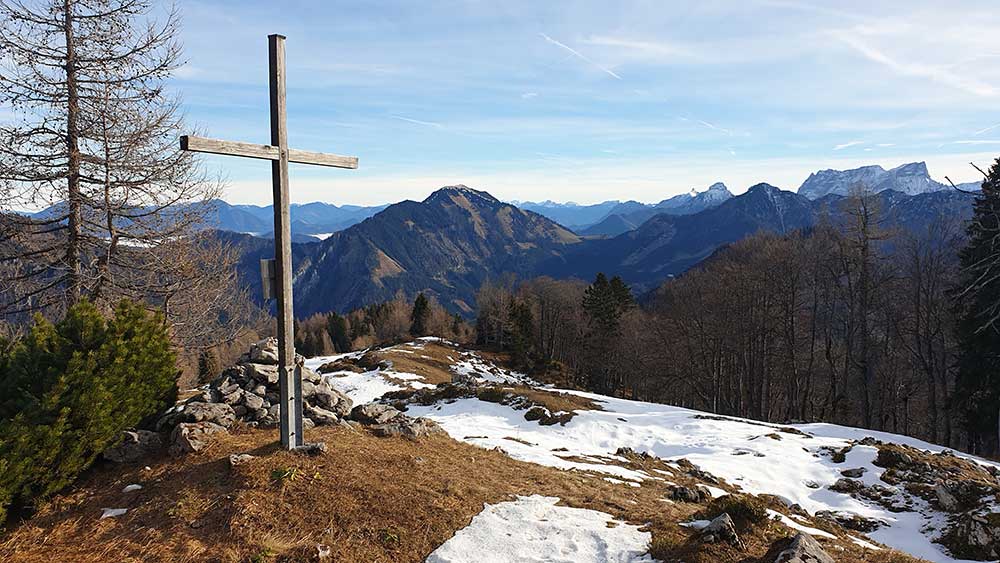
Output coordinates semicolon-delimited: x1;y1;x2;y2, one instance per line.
172;0;1000;206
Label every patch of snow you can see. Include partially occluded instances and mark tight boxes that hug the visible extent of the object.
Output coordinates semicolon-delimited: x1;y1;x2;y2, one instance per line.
849;535;881;550
100;508;128;519
703;485;728;498
680;519;711;530
409;388;992;563
425;495;654;563
767;509;836;539
312;233;334;240
122;484;142;493
322;370;403;405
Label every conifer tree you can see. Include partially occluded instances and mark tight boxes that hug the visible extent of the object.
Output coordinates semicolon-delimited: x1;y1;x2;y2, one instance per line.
410;293;430;336
954;157;1000;455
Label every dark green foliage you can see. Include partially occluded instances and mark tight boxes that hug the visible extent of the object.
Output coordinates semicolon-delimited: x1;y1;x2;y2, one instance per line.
955;157;1000;455
326;312;351;353
410;293;430;336
697;494;769;530
197;348;222;384
508;300;534;369
0;301;177;521
582;273;634;334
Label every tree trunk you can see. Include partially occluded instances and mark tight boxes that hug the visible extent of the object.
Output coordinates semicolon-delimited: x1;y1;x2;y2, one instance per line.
63;0;82;303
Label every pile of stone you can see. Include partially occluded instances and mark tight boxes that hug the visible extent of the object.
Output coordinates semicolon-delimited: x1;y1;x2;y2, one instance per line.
154;338;354;448
104;338;445;461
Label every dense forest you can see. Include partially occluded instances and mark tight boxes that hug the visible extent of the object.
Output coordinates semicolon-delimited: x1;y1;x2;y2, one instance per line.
476;178;1000;457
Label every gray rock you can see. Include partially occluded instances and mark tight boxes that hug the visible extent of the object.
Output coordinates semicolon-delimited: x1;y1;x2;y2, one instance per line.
301;380;318;398
942;513;1000;560
829;478;864;494
248;337;279;364
700;513;743;548
303;417;316;430
840;467;866;478
228;453;256;468
295;442;327;456
221;388;244;405
349;403;403;425
305;404;340;425
310;384;353;417
183;402;236;428
169;422;227;456
246;363;279;384
936;482;961;512
670;486;709;503
370;416;446;440
243;392;265;411
302;368;323;384
774;532;834;563
103;430;163;463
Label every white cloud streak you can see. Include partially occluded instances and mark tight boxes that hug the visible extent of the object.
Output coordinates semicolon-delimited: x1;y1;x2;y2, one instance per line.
834;31;998;97
834;140;865;150
974;123;1000;136
539;33;622;80
390;115;443;129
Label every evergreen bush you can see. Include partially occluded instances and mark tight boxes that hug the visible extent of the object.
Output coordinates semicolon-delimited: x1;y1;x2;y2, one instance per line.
0;300;177;521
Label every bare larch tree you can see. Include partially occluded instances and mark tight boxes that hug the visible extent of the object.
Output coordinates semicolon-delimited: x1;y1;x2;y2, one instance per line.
0;0;256;349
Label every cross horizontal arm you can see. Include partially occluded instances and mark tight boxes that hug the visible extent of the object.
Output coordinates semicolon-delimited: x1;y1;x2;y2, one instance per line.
180;135;358;169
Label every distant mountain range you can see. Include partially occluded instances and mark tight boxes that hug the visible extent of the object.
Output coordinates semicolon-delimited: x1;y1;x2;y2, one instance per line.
19;160;985;316
797;161;980;199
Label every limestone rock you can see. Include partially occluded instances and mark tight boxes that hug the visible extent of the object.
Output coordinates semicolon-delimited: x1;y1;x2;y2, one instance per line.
840;467;866;478
183;402;236;428
228;453;256;468
349;403;403;425
247;363;279;384
311;384;353;417
774;532;835;563
670;485;710;503
941;513;1000;560
371;416;445;440
243;392;265;411
248;337;279;364
103;430;163;463
700;513;744;549
829;478;863;494
305;404;340;425
936;482;961;512
169;422;227;456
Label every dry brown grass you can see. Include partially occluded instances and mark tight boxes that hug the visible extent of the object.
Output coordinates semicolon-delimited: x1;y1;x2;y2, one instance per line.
0;423;931;563
370;342;462;386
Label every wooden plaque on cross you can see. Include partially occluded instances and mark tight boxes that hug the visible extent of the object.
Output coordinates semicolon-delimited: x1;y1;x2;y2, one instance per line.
180;34;358;450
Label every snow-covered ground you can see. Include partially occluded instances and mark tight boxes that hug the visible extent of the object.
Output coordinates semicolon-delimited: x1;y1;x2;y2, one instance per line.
425;495;655;563
313;342;999;563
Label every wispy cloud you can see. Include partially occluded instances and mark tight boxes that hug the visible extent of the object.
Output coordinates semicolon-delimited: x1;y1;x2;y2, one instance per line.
521;92;538;99
582;35;696;60
834;140;865;150
539;33;622;80
833;31;998;97
678;116;734;136
974;123;1000;136
390;115;443;129
950;140;1000;145
876;143;896;147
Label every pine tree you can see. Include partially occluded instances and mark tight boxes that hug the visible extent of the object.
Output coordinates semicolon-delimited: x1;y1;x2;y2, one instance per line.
0;300;176;520
954;157;1000;455
410;293;430;336
326;312;351;352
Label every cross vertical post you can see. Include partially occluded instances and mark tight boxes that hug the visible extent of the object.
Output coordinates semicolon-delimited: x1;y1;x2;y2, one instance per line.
268;34;303;450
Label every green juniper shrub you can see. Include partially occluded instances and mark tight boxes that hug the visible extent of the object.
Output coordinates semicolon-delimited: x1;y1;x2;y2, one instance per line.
0;300;177;522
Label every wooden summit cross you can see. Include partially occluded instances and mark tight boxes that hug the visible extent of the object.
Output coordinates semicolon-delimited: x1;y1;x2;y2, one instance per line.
180;34;358;450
